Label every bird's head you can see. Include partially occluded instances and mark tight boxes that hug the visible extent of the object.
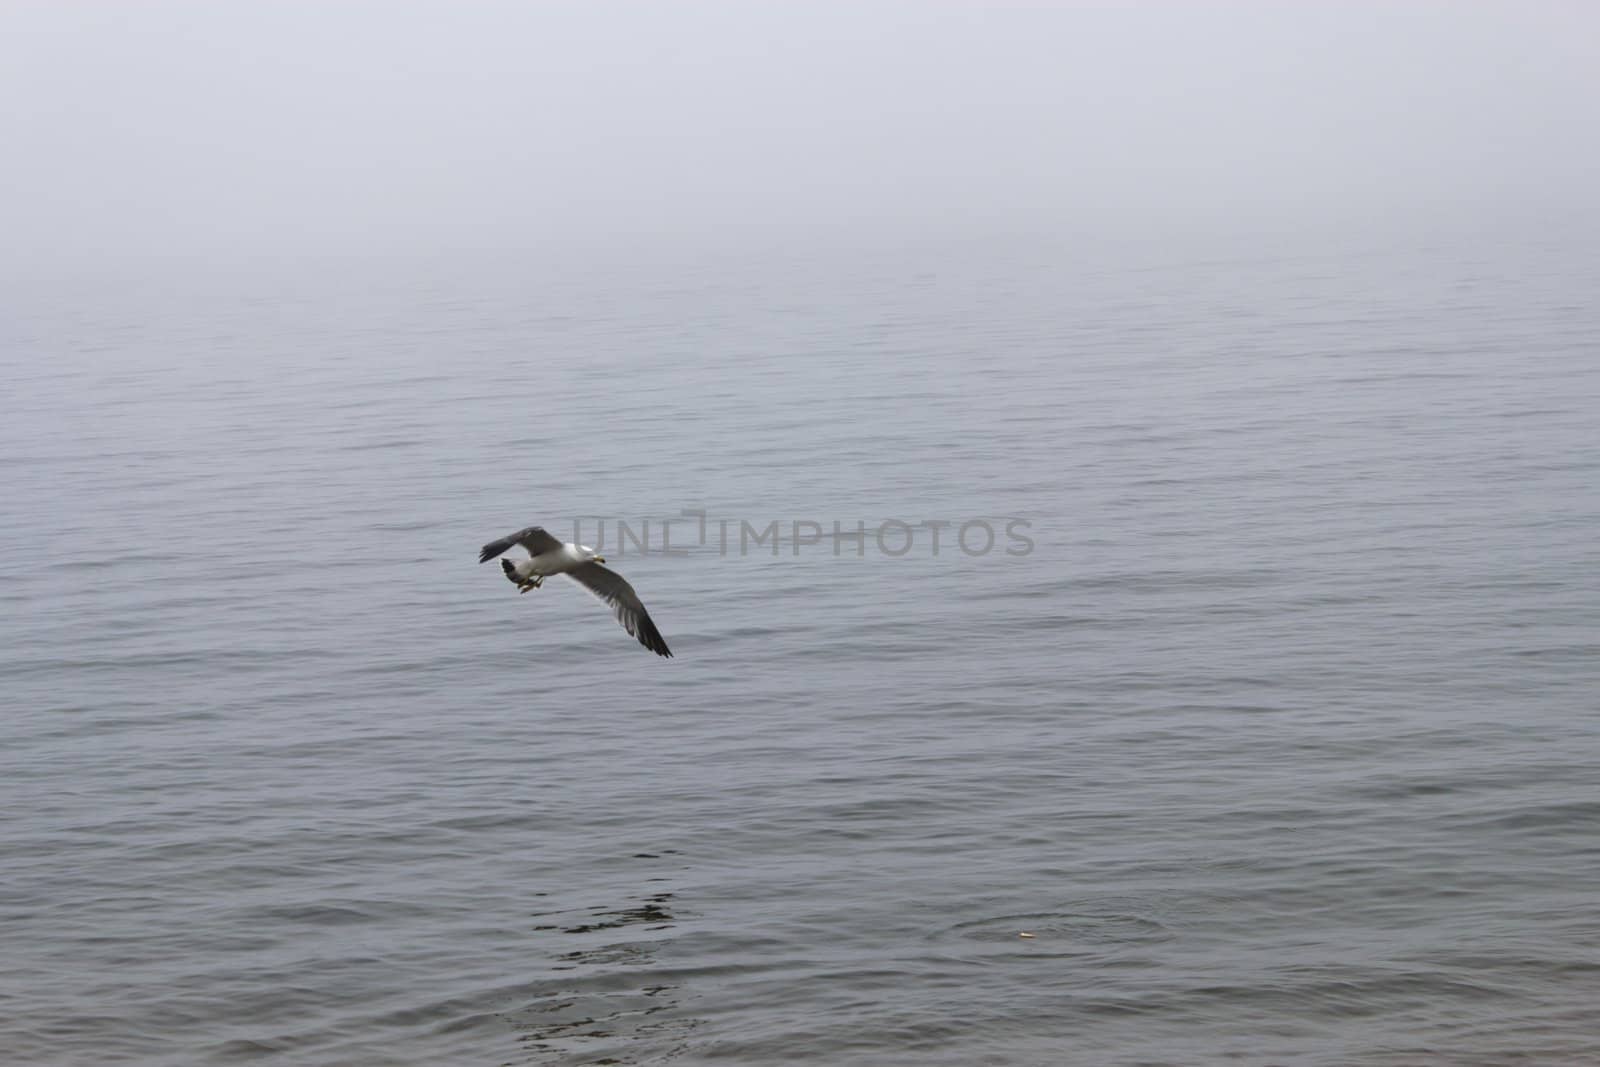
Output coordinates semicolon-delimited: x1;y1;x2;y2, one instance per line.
581;545;606;563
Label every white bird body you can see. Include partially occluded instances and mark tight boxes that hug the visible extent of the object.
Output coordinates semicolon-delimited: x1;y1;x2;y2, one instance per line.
507;542;597;581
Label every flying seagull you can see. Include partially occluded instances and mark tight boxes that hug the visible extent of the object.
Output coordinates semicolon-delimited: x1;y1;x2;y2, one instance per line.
478;525;673;658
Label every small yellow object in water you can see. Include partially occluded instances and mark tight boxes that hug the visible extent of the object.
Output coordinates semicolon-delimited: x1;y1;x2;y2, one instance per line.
1018;932;1036;939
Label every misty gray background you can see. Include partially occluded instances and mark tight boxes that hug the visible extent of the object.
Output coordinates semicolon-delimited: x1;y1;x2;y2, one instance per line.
4;3;1600;1066
3;2;1598;272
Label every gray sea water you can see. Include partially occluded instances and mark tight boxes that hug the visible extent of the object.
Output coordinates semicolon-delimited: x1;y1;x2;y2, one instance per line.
3;236;1598;1066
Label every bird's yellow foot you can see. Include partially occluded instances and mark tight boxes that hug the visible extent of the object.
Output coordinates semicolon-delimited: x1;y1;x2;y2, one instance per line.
518;583;535;594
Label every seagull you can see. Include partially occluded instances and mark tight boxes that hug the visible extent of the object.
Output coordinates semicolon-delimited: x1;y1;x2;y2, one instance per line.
478;525;673;658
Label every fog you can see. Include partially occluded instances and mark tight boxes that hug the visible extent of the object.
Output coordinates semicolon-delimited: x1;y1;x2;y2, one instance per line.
3;1;1597;270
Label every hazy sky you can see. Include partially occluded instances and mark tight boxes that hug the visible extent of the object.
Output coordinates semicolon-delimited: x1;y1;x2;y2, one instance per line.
3;1;1597;269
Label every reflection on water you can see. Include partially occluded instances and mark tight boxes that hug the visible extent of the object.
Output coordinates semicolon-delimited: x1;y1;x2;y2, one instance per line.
508;889;694;1064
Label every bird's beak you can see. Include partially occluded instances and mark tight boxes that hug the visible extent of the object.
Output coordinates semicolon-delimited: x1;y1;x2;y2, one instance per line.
594;555;606;563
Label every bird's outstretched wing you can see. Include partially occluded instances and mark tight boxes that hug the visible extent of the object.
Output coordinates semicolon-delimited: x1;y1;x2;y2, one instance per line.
566;563;673;658
478;525;563;563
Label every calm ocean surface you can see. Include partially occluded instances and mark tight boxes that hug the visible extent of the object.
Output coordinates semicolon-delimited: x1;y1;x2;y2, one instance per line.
3;236;1598;1065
